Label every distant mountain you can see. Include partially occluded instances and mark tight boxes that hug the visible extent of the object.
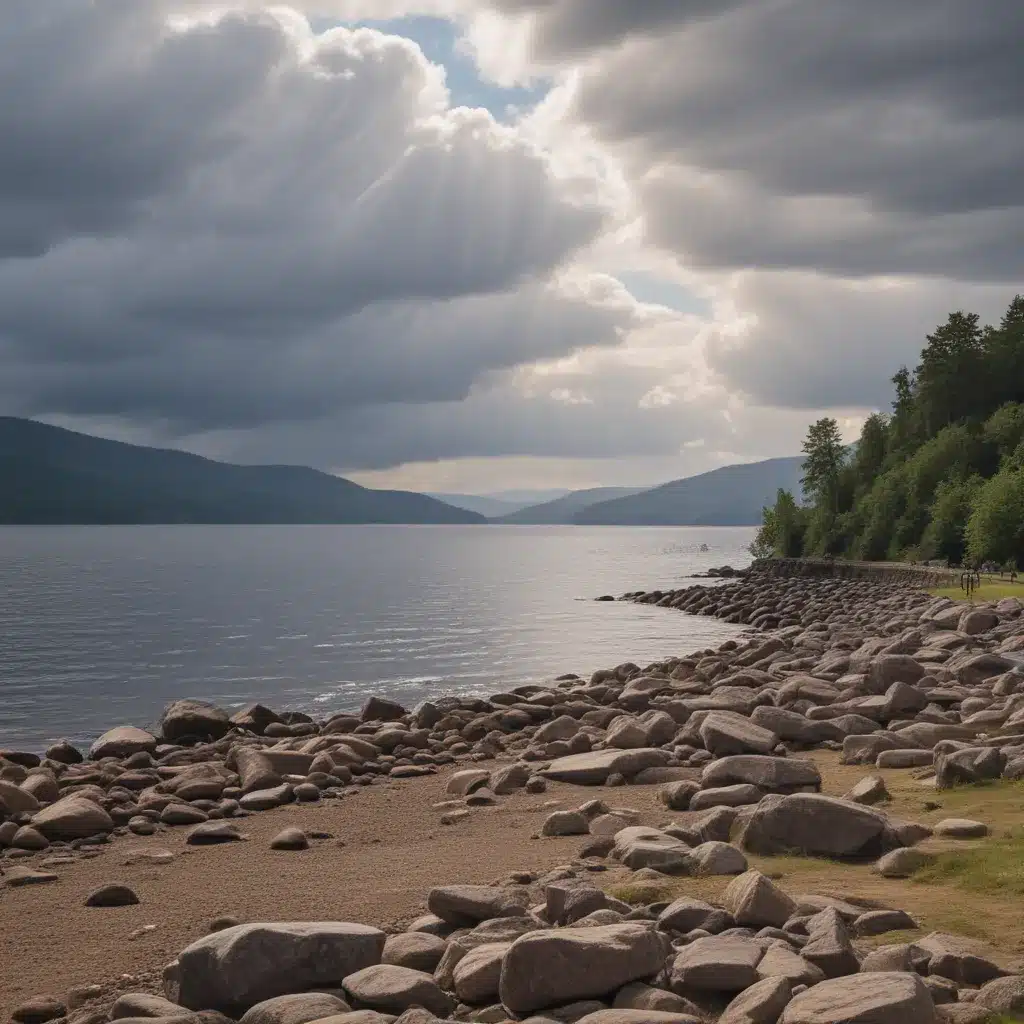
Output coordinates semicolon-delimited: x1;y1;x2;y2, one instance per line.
0;417;483;525
574;456;804;526
493;486;644;524
485;488;572;505
427;493;526;517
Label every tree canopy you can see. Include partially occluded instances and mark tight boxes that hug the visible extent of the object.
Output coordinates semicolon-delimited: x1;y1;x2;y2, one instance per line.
753;296;1024;569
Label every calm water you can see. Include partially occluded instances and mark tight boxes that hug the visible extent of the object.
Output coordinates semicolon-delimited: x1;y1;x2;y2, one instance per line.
0;526;754;750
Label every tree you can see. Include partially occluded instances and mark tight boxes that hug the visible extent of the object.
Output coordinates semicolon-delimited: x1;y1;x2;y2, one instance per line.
983;296;1024;409
752;489;806;558
915;311;985;434
965;467;1024;567
801;418;845;516
852;413;888;494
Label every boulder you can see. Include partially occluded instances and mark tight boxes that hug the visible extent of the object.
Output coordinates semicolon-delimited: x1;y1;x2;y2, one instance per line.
361;696;407;722
110;994;191;1020
720;977;793;1024
491;763;532;794
756;944;825;988
701;756;821;794
613;983;703;1017
445;770;490;796
612;826;692;874
700;713;778;757
723;871;796;928
0;779;40;815
975;976;1024;1015
239;993;352;1024
159;699;231;742
735;794;891;858
660;781;700;811
575;1013;701;1024
451;943;509;1004
669;934;765;992
230;704;282;734
89;726;158;760
875;848;932;878
499;924;668;1014
542;811;590;836
31;795;114;840
691;784;765;811
167;921;385;1011
658;898;719;934
427;885;530;926
343;965;453;1018
779;971;936;1024
800;909;859;978
85;883;140;907
844;776;889;806
234;749;284;794
688;841;748;876
381;932;447;973
933;818;988;839
540;749;670;785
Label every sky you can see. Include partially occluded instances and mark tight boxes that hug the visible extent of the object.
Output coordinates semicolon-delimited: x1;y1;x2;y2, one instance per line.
1;1;1021;494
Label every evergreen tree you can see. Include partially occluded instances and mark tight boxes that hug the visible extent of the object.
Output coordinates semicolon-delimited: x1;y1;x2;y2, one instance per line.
801;418;845;516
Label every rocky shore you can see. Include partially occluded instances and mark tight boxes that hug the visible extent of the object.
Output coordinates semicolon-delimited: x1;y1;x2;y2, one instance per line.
3;562;1024;1024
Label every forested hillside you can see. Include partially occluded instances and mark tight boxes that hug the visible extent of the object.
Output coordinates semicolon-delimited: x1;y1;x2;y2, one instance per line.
754;296;1024;567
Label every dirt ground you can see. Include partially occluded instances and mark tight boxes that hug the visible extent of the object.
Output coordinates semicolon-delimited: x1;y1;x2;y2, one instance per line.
2;752;1021;1017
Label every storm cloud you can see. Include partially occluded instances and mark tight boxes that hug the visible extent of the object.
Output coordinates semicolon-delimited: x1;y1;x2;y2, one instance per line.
1;0;1020;482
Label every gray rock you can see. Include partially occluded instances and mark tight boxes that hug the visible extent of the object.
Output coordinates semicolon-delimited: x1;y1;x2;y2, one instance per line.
701;756;821;794
85;883;139;907
499;923;669;1014
270;828;309;851
574;1013;700;1024
853;910;917;937
89;726;158;760
933;818;988;839
109;994;190;1019
452;943;510;1004
239;784;293;812
723;871;796;929
540;749;670;785
843;776;889;806
239;993;352;1024
445;770;490;796
234;749;285;794
167;921;385;1011
658;897;719;934
756;944;825;988
382;932;448;973
874;848;932;878
691;784;764;811
611;826;692;874
800;909;859;978
720;976;793;1024
736;794;891;858
779;971;935;1024
612;983;703;1016
542;811;590;837
669;934;765;992
159;699;231;742
975;975;1024;1015
687;841;748;876
427;884;530;926
491;763;532;794
700;713;778;757
186;822;245;845
660;781;700;811
343;964;454;1018
31;795;114;840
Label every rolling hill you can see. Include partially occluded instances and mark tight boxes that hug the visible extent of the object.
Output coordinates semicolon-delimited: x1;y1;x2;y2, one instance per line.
573;456;804;526
492;486;643;524
0;418;483;525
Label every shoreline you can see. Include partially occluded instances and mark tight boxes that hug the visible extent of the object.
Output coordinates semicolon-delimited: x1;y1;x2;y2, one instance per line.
4;563;1024;1023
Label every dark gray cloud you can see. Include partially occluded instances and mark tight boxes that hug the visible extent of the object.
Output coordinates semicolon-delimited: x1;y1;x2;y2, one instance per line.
553;0;1024;282
0;2;639;461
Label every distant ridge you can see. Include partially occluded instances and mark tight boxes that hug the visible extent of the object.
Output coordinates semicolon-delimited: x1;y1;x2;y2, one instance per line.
492;486;643;524
0;417;483;525
574;456;805;526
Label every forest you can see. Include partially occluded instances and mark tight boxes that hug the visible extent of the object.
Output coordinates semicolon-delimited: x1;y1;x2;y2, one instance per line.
753;295;1024;568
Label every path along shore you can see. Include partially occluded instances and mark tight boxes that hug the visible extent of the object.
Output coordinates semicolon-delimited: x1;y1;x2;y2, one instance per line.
3;562;1024;1024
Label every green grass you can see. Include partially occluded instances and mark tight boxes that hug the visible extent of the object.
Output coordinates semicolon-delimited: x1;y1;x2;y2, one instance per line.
605;881;676;905
927;578;1024;602
913;831;1024;897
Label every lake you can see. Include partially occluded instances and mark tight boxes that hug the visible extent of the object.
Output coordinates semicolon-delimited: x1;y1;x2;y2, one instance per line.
0;525;755;750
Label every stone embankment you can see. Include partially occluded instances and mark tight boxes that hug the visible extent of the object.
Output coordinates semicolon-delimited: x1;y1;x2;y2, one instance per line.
3;563;1024;1024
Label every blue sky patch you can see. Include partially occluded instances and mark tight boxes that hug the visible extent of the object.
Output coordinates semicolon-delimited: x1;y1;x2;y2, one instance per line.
615;271;711;316
311;15;548;120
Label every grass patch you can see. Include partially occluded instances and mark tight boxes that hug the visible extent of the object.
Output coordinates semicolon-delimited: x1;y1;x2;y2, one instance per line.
927;579;1024;602
605;881;677;905
913;832;1024;897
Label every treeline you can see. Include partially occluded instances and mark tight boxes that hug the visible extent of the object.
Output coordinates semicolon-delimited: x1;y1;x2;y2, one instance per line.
753;295;1024;567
